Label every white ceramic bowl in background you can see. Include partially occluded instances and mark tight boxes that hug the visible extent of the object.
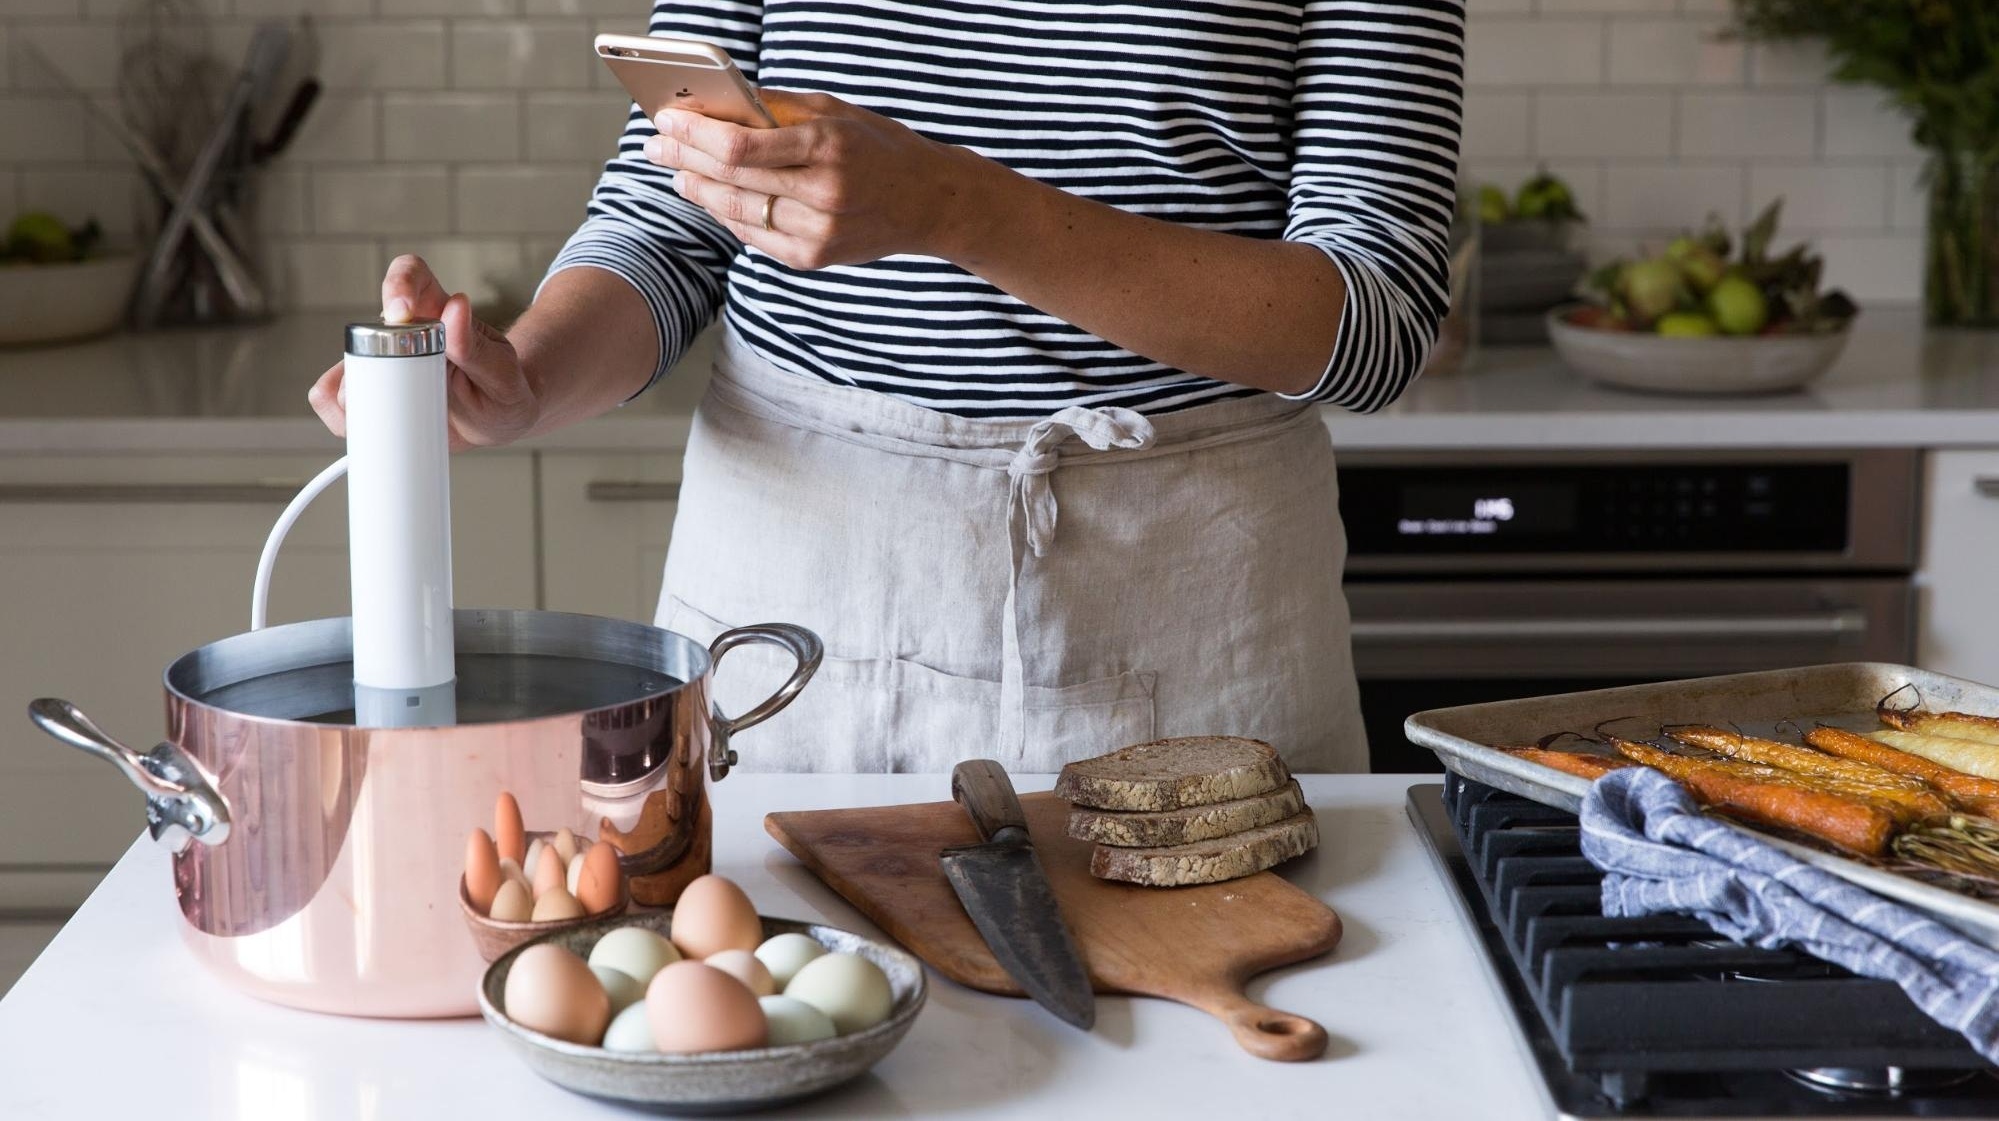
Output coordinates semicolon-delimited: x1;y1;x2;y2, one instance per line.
0;254;139;346
1546;305;1853;395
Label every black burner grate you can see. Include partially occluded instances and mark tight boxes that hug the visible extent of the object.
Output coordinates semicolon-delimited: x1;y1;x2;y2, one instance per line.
1412;776;1999;1117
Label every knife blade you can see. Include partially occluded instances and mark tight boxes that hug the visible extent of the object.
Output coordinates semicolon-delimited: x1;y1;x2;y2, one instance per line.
939;759;1096;1030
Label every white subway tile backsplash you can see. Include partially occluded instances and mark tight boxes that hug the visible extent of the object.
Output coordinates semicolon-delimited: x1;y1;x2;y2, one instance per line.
1606;19;1743;86
1602;163;1745;229
524;92;632;163
383;93;521;162
316;21;448;91
1678;92;1816;157
1814;234;1924;302
1889;161;1929;231
1464;19;1603;87
11;23;117;92
0;2;1932;309
451;22;594;90
455;165;596;233
1823;91;1921;159
1749;41;1831;87
1747;163;1889;231
312;167;451;235
277;239;384;311
1532;92;1672;158
276;93;378;163
1460;91;1531;161
0;97;87;163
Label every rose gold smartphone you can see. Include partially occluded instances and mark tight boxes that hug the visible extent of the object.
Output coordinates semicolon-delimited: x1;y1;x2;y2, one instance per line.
594;33;776;129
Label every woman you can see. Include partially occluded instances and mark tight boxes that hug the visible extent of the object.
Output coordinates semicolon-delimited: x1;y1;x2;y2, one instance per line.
312;1;1465;774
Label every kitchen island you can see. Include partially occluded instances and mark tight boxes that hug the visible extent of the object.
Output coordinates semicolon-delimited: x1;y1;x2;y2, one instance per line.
0;774;1546;1121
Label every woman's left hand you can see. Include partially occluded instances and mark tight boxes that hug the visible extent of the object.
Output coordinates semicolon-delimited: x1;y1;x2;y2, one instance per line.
645;90;976;270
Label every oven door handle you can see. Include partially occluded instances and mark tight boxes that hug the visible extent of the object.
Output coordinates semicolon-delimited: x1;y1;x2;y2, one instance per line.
1349;609;1869;645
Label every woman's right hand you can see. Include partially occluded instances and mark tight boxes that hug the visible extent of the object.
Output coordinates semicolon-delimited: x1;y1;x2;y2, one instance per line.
308;255;541;450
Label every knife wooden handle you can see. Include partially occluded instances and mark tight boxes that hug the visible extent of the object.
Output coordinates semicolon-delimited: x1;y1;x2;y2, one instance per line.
951;759;1029;841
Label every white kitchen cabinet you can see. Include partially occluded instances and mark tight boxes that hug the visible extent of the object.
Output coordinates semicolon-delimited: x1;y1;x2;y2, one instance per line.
537;452;680;624
1917;450;1999;685
0;452;538;886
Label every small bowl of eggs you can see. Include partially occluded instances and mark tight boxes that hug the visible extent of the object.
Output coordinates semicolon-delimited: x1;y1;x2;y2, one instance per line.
478;873;926;1113
463;794;632;962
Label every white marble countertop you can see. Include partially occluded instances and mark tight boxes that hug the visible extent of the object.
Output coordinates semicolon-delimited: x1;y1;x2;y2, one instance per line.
0;774;1549;1121
4;305;1997;454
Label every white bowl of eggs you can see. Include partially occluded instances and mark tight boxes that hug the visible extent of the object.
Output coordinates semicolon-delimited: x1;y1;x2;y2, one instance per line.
478;874;927;1113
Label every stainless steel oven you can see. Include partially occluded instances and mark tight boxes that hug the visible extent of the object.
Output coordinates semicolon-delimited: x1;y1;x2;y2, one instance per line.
1337;448;1921;772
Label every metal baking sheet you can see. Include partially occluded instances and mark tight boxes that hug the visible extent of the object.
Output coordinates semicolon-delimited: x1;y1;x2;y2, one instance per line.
1405;662;1999;949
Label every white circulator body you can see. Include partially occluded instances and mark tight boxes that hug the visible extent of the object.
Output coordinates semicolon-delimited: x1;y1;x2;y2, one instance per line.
342;344;457;726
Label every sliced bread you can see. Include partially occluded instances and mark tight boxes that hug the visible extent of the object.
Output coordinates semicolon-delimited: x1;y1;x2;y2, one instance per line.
1054;735;1289;812
1068;779;1307;848
1089;810;1319;886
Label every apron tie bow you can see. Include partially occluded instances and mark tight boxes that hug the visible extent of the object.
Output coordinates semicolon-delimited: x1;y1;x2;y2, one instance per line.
1000;405;1156;756
1006;406;1154;557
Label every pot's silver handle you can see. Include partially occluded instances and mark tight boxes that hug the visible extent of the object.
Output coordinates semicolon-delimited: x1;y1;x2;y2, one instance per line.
27;699;231;853
705;624;823;781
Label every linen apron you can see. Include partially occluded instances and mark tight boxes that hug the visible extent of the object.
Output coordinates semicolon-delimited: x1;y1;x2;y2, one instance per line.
655;329;1368;774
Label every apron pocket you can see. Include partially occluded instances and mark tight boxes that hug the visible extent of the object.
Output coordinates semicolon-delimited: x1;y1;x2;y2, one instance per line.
662;596;1155;773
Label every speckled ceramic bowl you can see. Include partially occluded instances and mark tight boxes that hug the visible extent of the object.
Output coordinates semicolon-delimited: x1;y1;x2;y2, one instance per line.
479;911;926;1114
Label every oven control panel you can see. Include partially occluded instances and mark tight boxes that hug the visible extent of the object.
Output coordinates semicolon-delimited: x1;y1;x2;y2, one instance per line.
1340;462;1850;556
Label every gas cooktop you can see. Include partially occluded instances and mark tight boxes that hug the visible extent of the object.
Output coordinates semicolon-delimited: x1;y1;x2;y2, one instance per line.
1409;776;1999;1118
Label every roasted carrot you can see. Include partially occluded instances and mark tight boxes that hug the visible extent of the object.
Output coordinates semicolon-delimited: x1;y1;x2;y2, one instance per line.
1805;725;1999;816
1663;725;1950;820
1609;738;1897;856
1879;705;1999;747
1502;747;1629;781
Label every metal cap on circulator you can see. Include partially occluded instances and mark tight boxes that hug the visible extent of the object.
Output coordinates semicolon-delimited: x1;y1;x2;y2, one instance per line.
344;318;446;358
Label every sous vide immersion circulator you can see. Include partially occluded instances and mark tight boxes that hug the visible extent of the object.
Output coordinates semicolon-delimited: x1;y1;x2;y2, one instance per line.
341;318;457;726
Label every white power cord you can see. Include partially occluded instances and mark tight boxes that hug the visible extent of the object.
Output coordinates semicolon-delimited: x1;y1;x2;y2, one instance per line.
251;456;348;632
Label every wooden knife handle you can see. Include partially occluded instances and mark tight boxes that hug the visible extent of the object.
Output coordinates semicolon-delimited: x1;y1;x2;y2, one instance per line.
951;759;1029;841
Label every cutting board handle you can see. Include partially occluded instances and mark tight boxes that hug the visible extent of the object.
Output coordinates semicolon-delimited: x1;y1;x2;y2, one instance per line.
1196;987;1328;1062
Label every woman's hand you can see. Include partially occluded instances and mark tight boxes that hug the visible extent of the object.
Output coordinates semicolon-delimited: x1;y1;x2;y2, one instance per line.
645;90;975;270
308;255;539;450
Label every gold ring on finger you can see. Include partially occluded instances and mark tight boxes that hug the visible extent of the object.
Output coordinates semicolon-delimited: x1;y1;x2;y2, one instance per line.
761;193;778;232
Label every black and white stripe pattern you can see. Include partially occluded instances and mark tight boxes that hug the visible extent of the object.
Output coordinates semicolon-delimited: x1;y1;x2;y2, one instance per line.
549;0;1465;419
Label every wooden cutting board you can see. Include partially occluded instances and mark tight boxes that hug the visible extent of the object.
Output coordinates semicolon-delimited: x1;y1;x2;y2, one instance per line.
765;792;1342;1061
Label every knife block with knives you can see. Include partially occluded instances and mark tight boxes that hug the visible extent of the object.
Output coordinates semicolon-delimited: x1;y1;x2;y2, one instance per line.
765;761;1342;1061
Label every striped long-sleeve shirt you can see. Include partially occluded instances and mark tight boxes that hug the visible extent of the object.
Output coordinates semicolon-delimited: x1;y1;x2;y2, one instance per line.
549;0;1465;418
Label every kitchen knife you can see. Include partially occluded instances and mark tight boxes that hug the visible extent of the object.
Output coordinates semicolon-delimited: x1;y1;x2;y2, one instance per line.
939;760;1096;1030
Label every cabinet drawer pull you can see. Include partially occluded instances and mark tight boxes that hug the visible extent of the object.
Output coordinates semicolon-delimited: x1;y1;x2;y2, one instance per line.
1975;477;1999;498
587;481;680;502
0;482;303;504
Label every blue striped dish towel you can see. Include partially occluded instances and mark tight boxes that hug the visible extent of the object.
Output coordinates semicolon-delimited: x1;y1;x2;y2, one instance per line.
1579;765;1999;1063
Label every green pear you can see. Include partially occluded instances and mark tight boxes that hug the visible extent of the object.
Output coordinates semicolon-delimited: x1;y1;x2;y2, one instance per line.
1656;311;1721;337
1707;274;1770;335
1618;258;1688;325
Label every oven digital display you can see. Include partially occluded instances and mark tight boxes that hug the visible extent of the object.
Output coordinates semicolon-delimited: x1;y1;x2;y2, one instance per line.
1396;482;1577;538
1338;463;1850;556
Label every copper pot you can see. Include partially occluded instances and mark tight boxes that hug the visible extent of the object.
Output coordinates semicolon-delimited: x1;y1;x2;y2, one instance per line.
28;609;819;1018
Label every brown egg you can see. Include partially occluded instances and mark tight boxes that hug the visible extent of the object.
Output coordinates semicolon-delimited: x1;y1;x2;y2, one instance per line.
670;875;763;960
503;943;610;1045
646;961;767;1053
532;887;587;922
704;949;775;997
464;828;502;914
576;840;623;915
533;843;567;899
495;792;526;865
489;879;533;922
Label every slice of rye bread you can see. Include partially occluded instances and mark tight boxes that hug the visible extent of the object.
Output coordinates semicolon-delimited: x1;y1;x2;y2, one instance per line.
1067;779;1307;848
1054;736;1290;812
1089;810;1319;887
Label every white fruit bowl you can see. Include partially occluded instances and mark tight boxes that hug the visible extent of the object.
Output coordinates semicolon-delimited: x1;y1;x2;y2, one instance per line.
1546;306;1853;396
0;254;139;346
